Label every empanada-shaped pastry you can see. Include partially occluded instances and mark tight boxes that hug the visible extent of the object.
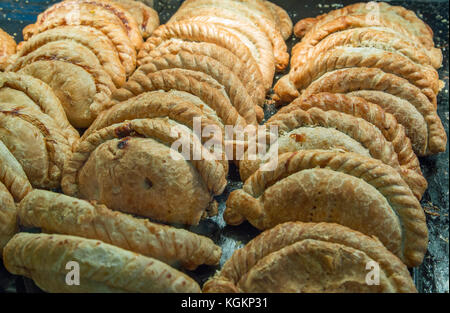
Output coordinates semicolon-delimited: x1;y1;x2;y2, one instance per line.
18;189;221;270
203;222;417;293
22;9;136;75
0;140;33;202
0;28;16;71
181;15;275;87
17;54;115;128
239;105;426;199
292;14;442;69
14;26;126;87
113;68;248;128
133;51;261;123
24;0;142;50
299;68;447;156
140;40;266;107
111;0;159;38
62;118;227;225
226;150;428;267
4;232;201;293
139;21;266;90
287;46;439;106
0;102;72;189
0;72;79;146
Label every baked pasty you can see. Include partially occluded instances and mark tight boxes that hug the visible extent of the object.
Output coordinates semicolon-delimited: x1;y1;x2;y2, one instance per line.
111;0;159;38
0;28;16;71
226;150;428;267
62;118;227;225
263;0;292;40
0;72;79;146
113;68;248;128
140;40;266;107
203;222;417;293
13;26;126;87
133;51;261;123
240;93;427;199
18;189;222;270
3;232;201;293
0;102;72;189
22;4;137;75
17;45;116;128
138;21;265;90
287;47;439;106
299;68;447;156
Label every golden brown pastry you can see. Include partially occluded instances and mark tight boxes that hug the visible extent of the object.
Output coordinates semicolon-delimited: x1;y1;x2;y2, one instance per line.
0;183;16;257
139;21;266;90
226;150;428;267
13;26;126;87
4;232;201;293
0;140;33;202
62;118;227;225
113;68;249;128
0;28;16;71
287;47;439;106
239;105;426;199
0;72;79;146
203;222;417;293
133;51;261;123
298;68;447;156
18;189;222;270
0;102;72;189
111;0;159;38
139;40;266;107
22;7;136;75
262;0;292;40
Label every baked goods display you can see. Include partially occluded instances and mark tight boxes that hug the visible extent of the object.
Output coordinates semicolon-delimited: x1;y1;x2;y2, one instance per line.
0;1;448;293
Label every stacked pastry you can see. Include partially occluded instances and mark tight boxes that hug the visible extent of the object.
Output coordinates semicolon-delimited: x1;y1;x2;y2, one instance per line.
5;0;159;128
0;28;16;71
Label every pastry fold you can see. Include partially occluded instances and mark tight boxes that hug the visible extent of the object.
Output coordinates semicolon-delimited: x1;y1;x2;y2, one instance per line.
203;222;417;293
4;232;201;293
226;150;428;267
0;28;16;71
111;0;159;38
18;189;222;270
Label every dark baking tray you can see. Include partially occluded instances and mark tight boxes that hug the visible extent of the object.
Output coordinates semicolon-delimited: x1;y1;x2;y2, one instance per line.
0;0;448;293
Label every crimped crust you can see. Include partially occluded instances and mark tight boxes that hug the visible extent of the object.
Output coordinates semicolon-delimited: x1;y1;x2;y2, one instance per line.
4;232;201;293
226;150;428;267
133;51;260;123
0;72;79;146
203;222;417;293
138;21;267;89
263;0;292;40
62;118;227;224
0;102;71;189
299;68;447;155
18;189;222;270
139;40;266;106
0;140;32;202
111;0;159;38
24;0;142;50
0;28;16;71
14;26;126;87
113;68;249;128
0;183;17;256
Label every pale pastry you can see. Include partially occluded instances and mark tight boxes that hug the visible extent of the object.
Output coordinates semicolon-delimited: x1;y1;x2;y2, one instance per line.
132;51;261;123
0;72;79;146
14;26;126;87
18;189;222;270
113;68;249;128
239;105;426;199
0;182;16;257
0;28;16;71
226;150;428;267
111;0;159;38
139;39;266;107
299;68;447;156
62;118;227;225
203;222;417;293
0;102;72;189
3;232;201;293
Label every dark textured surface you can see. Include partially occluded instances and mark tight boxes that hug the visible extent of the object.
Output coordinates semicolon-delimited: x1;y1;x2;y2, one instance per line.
0;0;448;293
